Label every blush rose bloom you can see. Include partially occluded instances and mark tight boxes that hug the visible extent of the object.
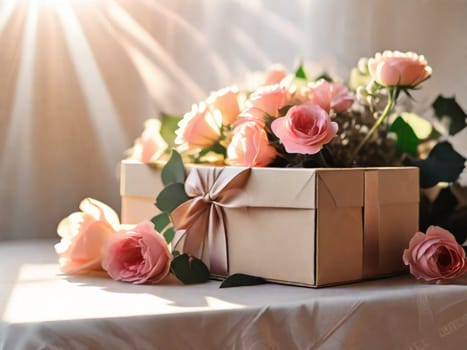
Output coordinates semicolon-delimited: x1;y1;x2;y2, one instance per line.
368;51;432;87
246;84;290;117
227;121;277;167
102;221;172;284
403;226;467;283
55;198;120;274
263;64;288;86
234;107;267;128
206;86;241;126
308;79;354;113
271;103;338;154
127;119;168;163
175;102;221;150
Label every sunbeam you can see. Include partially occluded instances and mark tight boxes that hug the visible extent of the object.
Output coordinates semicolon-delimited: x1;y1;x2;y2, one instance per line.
0;0;38;237
107;1;206;101
0;0;18;33
54;0;128;172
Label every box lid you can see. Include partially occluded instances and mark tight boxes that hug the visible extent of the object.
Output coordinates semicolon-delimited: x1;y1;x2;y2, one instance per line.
121;161;366;209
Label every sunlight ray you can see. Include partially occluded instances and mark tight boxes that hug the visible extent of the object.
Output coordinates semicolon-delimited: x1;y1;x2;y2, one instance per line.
107;1;206;101
0;0;38;232
55;0;127;171
138;0;231;83
0;0;18;33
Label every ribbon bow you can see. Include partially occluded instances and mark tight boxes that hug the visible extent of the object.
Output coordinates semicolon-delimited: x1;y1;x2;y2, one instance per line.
171;167;251;276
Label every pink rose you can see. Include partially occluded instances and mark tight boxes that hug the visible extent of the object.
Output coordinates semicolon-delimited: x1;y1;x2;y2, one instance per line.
55;198;120;274
175;102;221;149
246;84;290;117
234;107;266;128
128;119;168;163
263;65;288;86
403;226;467;283
102;221;172;284
271;103;338;154
206;86;241;126
308;79;354;113
368;51;432;87
227;121;277;167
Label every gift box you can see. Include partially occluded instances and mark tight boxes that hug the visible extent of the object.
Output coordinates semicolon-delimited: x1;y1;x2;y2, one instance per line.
120;160;419;287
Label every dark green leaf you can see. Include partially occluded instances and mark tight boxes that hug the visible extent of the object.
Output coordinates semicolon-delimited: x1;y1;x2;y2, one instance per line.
220;273;267;288
155;182;189;212
277;105;294;116
294;64;307;80
432;95;467;135
160;113;182;147
172;250;181;258
406;141;465;188
163;227;175;244
151;212;171;232
170;254;209;284
161;150;185;186
388;116;419;156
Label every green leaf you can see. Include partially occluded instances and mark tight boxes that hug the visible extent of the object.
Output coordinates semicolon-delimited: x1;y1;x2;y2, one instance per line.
161;150;185;186
388;116;419;156
406;141;465;188
163;227;175;244
294;64;307;80
160;113;182;147
220;273;267;288
155;182;189;212
170;253;209;284
151;212;171;232
432;95;467;135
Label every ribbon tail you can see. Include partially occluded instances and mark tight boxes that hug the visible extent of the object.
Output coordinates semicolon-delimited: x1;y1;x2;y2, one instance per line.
208;205;228;276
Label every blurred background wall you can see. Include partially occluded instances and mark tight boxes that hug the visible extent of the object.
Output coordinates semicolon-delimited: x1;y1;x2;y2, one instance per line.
1;0;466;240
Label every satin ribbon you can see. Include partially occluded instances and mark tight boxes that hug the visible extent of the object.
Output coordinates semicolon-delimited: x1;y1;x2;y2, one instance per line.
171;167;251;276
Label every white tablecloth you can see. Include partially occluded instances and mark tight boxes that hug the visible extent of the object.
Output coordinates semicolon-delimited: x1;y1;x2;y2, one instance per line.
1;240;466;350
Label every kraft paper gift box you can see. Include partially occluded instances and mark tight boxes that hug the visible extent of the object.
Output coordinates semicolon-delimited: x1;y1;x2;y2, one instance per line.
120;160;419;287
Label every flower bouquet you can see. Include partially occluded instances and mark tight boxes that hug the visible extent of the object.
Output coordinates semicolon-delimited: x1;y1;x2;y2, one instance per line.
57;51;467;287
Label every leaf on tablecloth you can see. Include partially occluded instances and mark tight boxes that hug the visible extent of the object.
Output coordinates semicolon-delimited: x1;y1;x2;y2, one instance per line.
220;273;267;288
171;254;209;284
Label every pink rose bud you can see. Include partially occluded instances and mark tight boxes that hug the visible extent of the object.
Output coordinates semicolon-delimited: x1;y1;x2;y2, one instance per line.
127;119;168;164
206;86;241;126
403;226;467;283
102;221;172;284
262;64;288;86
308;79;354;113
227;121;277;167
55;198;120;274
271;103;338;154
246;84;290;117
175;102;221;150
368;51;432;87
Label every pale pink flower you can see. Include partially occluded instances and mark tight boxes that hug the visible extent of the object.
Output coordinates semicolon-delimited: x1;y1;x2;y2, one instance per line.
206;86;241;126
128;119;168;163
246;84;290;117
308;79;354;113
102;221;172;284
175;102;221;150
55;198;119;274
263;64;288;86
271;103;338;154
227;121;277;167
403;226;467;283
368;51;432;87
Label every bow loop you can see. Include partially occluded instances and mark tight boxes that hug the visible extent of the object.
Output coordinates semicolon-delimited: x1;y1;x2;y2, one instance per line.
171;167;250;275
